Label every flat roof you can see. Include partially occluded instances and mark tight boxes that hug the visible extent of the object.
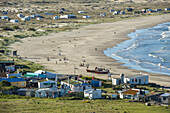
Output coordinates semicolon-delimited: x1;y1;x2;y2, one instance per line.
125;74;148;78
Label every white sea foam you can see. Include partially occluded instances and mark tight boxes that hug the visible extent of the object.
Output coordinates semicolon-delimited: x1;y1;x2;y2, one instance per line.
104;22;170;76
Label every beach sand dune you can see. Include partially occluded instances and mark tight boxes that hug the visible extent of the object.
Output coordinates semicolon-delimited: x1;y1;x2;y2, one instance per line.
10;14;170;86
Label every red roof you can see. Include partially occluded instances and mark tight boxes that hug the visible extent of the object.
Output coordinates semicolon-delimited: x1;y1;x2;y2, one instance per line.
122;89;139;95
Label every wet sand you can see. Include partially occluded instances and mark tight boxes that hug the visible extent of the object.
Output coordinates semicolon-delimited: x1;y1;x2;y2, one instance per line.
10;14;170;87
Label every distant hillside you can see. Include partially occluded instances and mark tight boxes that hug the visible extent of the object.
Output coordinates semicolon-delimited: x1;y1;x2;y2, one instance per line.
110;0;170;3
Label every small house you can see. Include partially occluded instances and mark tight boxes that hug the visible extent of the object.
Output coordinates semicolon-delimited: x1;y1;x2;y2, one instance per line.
37;17;42;20
165;8;170;11
78;11;85;13
113;11;120;15
0;78;26;88
147;9;152;13
155;9;162;12
7;73;22;78
141;9;146;13
112;74;124;85
118;89;149;100
100;13;106;17
120;11;125;15
91;79;102;87
60;15;76;19
10;20;19;23
35;88;59;98
17;14;24;18
61;79;91;92
2;12;8;15
126;8;133;12
83;15;91;19
1;16;9;19
38;78;57;89
124;73;149;85
160;93;170;105
34;70;58;79
45;13;53;15
53;16;60;19
5;65;15;72
17;89;35;97
84;89;101;99
24;72;46;78
110;10;115;12
30;15;36;18
0;61;15;72
21;16;31;21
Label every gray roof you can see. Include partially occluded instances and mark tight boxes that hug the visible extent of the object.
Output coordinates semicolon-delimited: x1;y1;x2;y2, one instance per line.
125;74;148;78
160;93;170;97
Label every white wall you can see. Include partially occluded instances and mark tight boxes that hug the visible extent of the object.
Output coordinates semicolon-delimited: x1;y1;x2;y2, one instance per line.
38;80;56;89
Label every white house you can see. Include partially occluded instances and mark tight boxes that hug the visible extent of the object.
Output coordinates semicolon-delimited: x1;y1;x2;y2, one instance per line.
78;11;85;13
118;89;149;100
38;78;57;89
112;74;124;85
60;15;76;19
53;16;59;19
17;14;24;18
83;15;91;19
34;70;58;79
21;16;31;21
165;8;170;11
37;17;42;20
10;20;19;23
1;16;9;19
120;11;125;14
110;10;115;12
160;93;170;105
84;89;101;99
113;11;120;15
35;88;59;98
124;73;149;85
61;79;91;92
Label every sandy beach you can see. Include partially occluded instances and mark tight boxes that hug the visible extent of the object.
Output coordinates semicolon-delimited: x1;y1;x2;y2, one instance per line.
10;14;170;87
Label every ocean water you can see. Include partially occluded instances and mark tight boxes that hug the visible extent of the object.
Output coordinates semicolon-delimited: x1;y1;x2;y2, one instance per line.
104;22;170;75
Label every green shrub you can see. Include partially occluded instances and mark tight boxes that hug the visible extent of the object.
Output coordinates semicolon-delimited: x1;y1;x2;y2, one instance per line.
28;28;36;31
0;80;11;86
2;26;13;31
12;26;19;29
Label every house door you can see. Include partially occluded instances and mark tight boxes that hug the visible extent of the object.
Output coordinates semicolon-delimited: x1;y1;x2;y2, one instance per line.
139;79;141;84
83;86;85;91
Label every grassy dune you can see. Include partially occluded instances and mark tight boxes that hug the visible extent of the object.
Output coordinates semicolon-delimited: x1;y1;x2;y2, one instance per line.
0;97;169;113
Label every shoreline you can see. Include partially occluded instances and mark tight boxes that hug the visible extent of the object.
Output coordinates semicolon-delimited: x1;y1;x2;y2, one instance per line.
10;14;170;87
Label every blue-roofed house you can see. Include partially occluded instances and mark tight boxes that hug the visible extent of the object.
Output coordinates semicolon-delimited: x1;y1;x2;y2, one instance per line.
0;78;26;87
91;79;102;87
61;79;91;92
1;16;9;19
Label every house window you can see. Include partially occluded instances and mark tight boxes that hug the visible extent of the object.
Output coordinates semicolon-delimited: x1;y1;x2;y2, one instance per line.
132;79;134;82
22;83;25;86
163;97;166;100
